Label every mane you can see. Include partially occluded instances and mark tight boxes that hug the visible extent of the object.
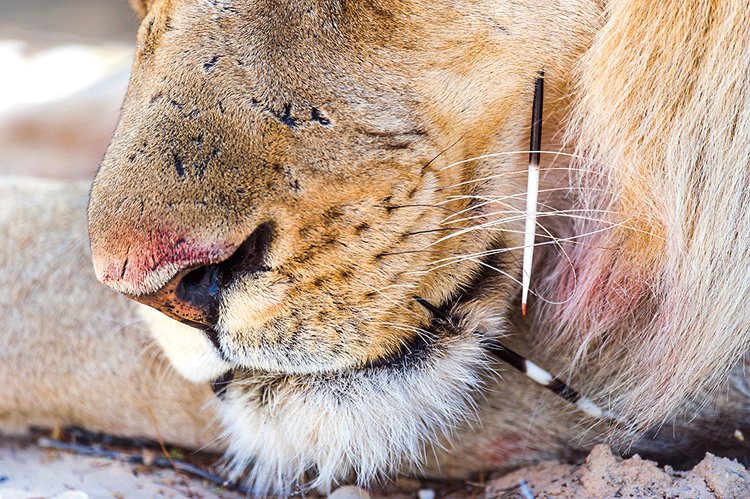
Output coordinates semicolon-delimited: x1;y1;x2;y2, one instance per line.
537;0;750;434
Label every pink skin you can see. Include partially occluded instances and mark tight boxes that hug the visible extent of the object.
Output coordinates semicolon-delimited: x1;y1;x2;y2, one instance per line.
481;434;539;469
95;225;234;295
534;234;652;355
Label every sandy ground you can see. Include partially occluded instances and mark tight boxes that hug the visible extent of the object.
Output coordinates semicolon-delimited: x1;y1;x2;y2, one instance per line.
0;440;242;499
486;445;750;499
2;439;749;498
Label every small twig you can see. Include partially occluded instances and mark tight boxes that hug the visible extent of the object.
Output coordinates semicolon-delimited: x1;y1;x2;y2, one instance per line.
145;404;178;471
37;437;254;495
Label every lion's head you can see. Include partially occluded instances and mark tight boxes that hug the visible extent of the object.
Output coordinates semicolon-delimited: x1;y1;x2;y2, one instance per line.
88;0;602;493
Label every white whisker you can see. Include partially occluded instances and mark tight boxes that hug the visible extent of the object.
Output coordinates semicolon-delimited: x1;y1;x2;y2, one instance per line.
437;165;610;192
427;210;632;249
437;151;607;172
423;222;626;279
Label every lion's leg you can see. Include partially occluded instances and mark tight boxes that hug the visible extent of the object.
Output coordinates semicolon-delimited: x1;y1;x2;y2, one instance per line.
0;177;222;451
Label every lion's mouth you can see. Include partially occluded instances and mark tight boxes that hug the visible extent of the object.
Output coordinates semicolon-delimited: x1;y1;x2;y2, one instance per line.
208;311;458;398
205;256;497;396
203;263;609;493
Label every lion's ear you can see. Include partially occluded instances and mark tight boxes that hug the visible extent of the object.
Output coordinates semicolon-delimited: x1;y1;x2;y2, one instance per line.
129;0;149;19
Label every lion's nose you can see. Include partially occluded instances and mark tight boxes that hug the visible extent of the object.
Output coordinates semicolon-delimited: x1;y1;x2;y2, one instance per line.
132;265;223;328
128;222;275;328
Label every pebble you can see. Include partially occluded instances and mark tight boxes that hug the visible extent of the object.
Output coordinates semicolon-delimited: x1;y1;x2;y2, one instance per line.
328;486;371;499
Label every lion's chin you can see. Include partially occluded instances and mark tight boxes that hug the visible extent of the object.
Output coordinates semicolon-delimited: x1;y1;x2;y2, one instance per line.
139;306;233;383
216;329;490;496
142;288;497;495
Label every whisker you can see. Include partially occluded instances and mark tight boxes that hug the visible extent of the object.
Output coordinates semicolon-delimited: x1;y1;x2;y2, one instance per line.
405;227;462;236
377;249;448;258
444;208;625;228
424;222;625;273
426;193;662;250
421;134;464;172
441;185;612;209
428;210;628;249
437;151;608;173
437;165;611;192
438;194;617;226
377;203;459;215
374;283;418;291
435;190;602;230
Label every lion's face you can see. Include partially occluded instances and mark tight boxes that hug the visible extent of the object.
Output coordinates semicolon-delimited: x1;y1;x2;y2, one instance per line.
88;0;600;490
90;0;596;374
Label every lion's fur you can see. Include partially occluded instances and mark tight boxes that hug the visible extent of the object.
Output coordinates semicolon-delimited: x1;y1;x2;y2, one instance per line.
0;178;220;450
0;180;601;487
2;0;750;494
534;0;750;433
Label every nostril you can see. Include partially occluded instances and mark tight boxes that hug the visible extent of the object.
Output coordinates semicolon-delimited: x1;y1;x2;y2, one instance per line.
222;221;274;275
179;264;222;298
132;222;275;330
170;222;274;325
176;264;223;325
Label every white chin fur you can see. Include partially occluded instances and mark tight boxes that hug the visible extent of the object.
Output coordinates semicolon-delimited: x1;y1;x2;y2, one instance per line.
138;305;232;383
217;331;489;496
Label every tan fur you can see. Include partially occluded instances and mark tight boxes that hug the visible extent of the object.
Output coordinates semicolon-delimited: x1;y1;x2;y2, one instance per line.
2;0;750;494
535;0;750;433
89;0;601;376
0;182;594;481
0;178;220;450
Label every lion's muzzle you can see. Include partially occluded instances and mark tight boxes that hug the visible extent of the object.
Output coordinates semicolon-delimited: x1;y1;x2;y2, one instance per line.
124;222;274;331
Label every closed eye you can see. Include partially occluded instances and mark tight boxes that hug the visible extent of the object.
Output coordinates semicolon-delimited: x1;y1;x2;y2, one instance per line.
357;127;428;151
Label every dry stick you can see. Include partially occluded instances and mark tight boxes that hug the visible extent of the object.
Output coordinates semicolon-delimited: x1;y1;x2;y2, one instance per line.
37;438;256;495
521;72;544;316
145;404;178;472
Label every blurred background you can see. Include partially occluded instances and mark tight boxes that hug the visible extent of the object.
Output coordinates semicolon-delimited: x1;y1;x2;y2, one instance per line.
0;0;139;179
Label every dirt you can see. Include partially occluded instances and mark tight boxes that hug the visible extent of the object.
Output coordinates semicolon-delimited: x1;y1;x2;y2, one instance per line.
0;438;244;499
485;445;750;499
2;440;748;498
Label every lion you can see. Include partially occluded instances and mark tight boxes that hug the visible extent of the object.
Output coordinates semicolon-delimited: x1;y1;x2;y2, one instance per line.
3;0;750;495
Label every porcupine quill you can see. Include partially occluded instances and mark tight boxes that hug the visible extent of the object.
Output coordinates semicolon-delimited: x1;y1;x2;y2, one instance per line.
521;71;544;316
413;75;620;422
414;295;612;422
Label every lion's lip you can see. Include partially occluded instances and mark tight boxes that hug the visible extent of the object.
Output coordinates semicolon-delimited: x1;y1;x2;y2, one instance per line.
203;327;226;355
362;327;436;371
206;324;446;400
358;262;496;372
205;294;477;401
205;255;498;394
